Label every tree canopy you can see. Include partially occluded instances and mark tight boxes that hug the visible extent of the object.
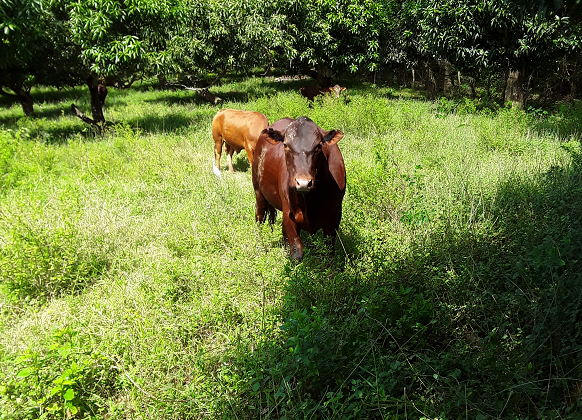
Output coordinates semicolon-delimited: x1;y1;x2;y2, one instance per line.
1;0;581;114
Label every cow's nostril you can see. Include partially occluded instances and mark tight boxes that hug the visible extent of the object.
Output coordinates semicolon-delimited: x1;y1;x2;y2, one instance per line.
296;178;312;190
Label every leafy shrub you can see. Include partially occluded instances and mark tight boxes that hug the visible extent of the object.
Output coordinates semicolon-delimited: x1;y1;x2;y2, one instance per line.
0;327;119;419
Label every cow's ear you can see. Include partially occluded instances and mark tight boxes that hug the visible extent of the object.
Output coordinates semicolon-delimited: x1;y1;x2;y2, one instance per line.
261;128;284;145
340;87;346;91
322;130;343;145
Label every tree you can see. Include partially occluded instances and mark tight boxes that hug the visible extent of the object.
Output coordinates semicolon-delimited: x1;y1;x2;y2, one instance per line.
41;0;182;130
409;0;582;106
168;0;294;81
0;0;46;115
277;0;393;86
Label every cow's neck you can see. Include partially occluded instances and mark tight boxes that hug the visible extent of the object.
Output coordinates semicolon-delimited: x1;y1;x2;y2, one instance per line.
290;190;311;229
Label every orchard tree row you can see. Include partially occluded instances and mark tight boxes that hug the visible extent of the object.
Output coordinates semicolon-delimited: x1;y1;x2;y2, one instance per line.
1;0;581;123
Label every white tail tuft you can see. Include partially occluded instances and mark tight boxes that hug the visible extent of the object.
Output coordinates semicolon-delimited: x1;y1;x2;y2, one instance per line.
213;159;222;180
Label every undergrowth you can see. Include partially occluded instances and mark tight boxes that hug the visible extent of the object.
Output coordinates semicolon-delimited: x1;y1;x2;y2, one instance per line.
0;77;581;419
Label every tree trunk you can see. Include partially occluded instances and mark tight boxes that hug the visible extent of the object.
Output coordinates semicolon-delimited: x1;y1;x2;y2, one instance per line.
70;74;107;133
158;74;167;90
411;68;415;89
87;75;105;124
18;89;34;116
0;85;34;116
441;60;453;97
469;77;476;99
425;61;438;99
504;68;528;109
303;64;334;87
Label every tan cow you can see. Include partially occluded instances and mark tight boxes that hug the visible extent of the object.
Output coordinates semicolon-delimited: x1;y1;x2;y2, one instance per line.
212;109;269;174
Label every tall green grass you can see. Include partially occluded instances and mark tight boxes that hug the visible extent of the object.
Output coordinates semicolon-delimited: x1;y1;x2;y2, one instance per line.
1;78;581;419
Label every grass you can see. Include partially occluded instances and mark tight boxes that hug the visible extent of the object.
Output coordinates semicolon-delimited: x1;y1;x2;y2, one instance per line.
1;77;582;419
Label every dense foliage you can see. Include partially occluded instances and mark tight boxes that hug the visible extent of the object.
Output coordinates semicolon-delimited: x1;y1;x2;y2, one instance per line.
1;0;582;114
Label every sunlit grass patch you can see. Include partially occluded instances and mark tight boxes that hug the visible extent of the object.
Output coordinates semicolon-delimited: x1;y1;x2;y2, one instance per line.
1;78;581;419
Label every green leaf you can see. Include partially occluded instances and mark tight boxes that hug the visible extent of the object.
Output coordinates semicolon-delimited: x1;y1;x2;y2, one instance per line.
50;385;62;396
16;367;34;378
63;388;75;401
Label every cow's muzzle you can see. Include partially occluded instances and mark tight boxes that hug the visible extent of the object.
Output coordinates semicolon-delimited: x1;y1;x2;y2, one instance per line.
295;177;313;193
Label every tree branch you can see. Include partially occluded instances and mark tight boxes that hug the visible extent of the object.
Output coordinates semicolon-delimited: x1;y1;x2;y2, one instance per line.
70;103;106;133
166;84;223;104
0;88;19;100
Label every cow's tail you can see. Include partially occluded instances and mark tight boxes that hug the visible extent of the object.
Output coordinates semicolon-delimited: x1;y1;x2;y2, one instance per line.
212;159;222;180
267;204;277;225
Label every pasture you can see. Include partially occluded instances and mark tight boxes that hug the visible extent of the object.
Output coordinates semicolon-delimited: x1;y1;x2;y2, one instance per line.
1;77;582;419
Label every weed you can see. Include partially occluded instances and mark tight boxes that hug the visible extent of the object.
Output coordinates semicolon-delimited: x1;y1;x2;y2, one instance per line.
0;210;109;304
0;327;119;419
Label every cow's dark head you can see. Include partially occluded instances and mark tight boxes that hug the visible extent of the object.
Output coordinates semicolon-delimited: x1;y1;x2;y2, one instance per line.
262;117;343;193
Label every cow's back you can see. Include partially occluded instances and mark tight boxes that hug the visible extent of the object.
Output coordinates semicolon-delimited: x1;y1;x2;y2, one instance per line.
212;109;268;152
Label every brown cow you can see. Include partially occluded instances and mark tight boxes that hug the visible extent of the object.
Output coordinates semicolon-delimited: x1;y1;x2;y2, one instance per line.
97;84;108;105
299;84;346;101
252;117;346;261
212;109;269;174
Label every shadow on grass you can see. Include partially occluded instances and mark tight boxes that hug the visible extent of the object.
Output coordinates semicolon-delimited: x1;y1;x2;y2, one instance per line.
231;156;250;173
531;100;582;139
125;111;207;134
218;147;582;419
34;87;86;104
144;92;210;106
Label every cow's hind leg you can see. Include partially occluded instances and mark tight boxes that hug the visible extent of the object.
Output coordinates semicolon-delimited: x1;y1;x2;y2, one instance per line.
267;204;276;225
214;138;223;171
225;144;235;173
244;143;254;166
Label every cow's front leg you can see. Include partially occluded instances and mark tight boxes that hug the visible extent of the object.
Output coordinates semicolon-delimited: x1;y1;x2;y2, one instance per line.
323;227;338;255
282;213;303;262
